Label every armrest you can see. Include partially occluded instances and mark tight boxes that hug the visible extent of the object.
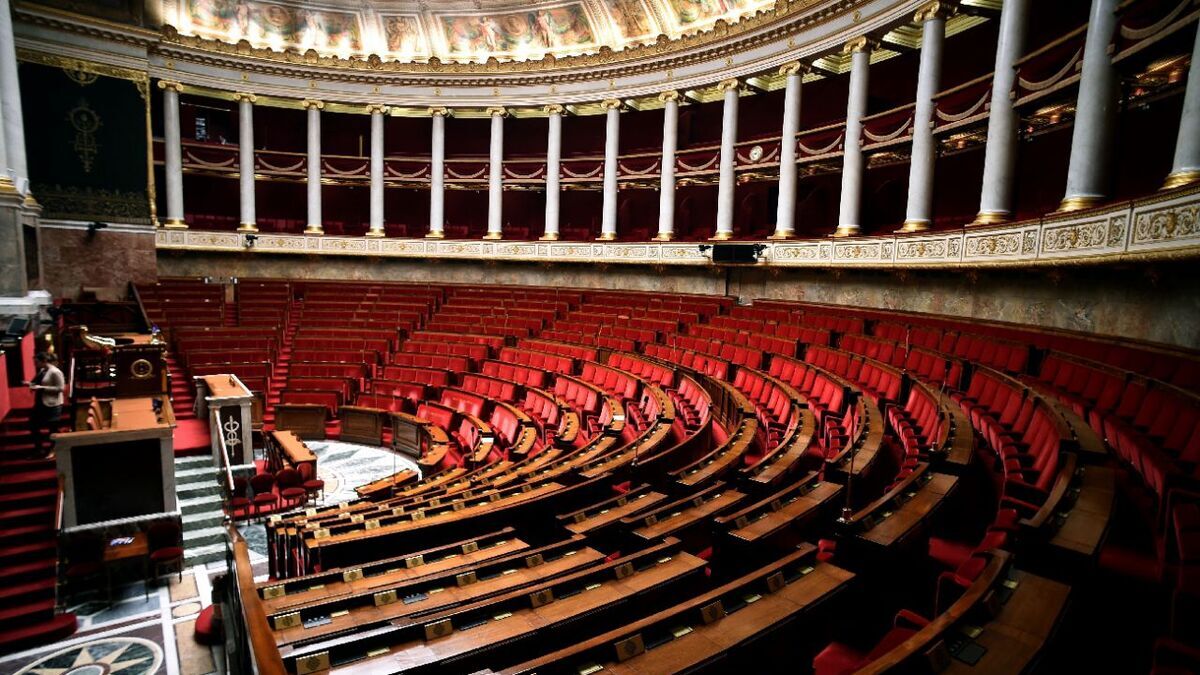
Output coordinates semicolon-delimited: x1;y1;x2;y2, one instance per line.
894;609;930;630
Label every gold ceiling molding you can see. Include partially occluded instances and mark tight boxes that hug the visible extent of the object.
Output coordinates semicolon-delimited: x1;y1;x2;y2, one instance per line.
16;48;148;85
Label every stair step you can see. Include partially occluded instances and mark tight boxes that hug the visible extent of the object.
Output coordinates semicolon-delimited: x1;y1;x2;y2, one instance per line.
183;542;228;567
0;598;54;624
0;469;56;490
178;494;225;516
0;577;56;603
0;612;76;652
0;505;55;526
177;482;222;499
176;466;220;482
0;523;54;539
182;510;225;530
175;455;214;470
182;525;226;548
0;558;57;582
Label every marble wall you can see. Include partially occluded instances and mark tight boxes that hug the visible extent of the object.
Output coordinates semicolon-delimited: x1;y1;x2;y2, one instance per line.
157;251;1200;350
41;224;157;298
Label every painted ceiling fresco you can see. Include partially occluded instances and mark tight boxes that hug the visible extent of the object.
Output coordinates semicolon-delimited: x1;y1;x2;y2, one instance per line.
173;0;778;63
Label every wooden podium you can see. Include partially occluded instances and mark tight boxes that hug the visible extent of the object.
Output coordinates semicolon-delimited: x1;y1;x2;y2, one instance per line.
274;404;329;440
53;396;177;528
340;406;386;446
195;374;255;465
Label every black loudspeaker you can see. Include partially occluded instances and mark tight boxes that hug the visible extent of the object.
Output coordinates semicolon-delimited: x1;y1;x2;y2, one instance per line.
711;243;761;264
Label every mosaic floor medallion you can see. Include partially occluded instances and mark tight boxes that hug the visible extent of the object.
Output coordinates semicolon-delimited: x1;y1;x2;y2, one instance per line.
15;636;163;675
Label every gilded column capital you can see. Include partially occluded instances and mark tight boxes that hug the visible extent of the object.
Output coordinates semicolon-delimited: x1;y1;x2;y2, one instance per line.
717;78;740;92
366;104;391;115
157;79;183;92
428;106;449;117
543;103;565;116
486;106;508;117
778;61;809;77
657;90;681;103
843;36;876;54
914;0;955;23
234;92;257;103
600;98;623;111
301;99;325;110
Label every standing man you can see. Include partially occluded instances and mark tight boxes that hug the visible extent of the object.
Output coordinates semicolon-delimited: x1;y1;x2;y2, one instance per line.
26;352;64;455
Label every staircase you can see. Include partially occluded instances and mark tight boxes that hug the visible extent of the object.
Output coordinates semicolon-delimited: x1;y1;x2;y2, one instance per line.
166;353;196;421
174;456;228;567
263;312;300;430
0;405;76;652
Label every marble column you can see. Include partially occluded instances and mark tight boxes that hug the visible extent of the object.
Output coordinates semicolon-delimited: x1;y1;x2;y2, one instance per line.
236;93;257;233
0;64;24;297
1164;23;1200;190
600;99;622;241
973;0;1030;225
158;80;186;229
655;91;680;242
485;107;506;240
773;62;805;239
899;2;948;233
834;37;873;237
428;107;447;238
543;104;564;241
0;0;27;196
1059;0;1120;211
714;79;740;240
302;99;324;234
366;104;388;237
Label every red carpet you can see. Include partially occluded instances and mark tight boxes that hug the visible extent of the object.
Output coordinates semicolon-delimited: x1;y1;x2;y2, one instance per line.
174;417;212;456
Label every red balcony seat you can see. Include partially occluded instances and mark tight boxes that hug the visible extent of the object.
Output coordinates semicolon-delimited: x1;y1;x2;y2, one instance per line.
280;389;339;413
390;352;471;372
460;373;519;403
481;360;548;388
367;380;426;406
354;393;407;413
440;389;487;418
377;365;451;387
402;340;490;362
499;347;574;375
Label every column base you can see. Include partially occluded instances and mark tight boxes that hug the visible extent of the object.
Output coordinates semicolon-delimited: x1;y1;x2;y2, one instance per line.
162;219;188;230
596;232;617;241
425;231;445;239
304;224;325;235
23;193;39;208
767;230;794;240
0;176;16;195
483;232;503;240
365;229;386;238
709;231;733;241
970;210;1010;227
1162;170;1200;191
831;224;860;238
1056;195;1104;213
538;233;559;241
652;232;674;242
237;223;259;233
894;220;929;234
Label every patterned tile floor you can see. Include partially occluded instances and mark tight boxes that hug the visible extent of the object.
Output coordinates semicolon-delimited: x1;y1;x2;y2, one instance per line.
0;442;420;674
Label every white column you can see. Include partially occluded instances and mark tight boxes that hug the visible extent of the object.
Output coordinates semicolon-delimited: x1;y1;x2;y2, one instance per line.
600;99;622;240
1059;0;1120;212
1164;24;1200;190
655;91;680;241
485;107;506;239
974;0;1030;225
714;79;740;240
367;104;388;237
773;63;804;239
0;0;27;196
543;104;564;240
428;107;447;238
899;3;948;233
236;93;257;232
303;99;324;234
834;38;873;237
159;80;186;229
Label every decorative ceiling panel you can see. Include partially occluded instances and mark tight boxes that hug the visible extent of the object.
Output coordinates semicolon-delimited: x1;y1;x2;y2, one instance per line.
171;0;780;64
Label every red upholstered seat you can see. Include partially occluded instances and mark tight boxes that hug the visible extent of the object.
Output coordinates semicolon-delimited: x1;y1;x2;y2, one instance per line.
194;605;222;645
